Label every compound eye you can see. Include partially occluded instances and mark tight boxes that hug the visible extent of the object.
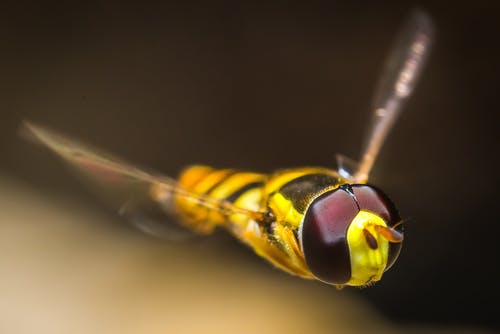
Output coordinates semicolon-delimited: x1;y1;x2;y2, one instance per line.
351;185;399;224
300;189;358;284
351;185;403;270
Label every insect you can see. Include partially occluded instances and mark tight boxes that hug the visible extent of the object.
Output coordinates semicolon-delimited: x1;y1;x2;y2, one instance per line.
23;10;433;288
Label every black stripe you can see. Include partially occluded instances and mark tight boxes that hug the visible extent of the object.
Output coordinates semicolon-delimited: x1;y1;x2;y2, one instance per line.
225;181;264;203
204;170;236;196
191;171;236;214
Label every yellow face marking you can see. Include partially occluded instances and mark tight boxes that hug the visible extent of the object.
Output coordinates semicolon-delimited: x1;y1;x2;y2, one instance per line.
346;210;389;286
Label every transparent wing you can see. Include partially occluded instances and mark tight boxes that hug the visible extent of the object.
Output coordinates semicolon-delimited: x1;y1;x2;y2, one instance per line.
21;121;267;239
349;10;434;183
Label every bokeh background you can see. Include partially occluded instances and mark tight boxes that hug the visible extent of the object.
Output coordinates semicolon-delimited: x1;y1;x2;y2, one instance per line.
1;1;499;333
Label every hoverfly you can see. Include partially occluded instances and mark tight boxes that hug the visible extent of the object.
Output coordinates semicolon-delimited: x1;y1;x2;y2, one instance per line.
23;10;433;288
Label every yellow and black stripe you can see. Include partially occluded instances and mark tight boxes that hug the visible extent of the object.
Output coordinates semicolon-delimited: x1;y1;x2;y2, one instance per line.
175;165;266;234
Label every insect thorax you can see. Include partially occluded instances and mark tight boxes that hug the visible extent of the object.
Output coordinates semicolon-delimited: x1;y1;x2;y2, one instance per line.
175;165;347;278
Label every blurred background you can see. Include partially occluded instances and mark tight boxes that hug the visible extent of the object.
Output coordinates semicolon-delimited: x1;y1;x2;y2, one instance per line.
1;1;499;333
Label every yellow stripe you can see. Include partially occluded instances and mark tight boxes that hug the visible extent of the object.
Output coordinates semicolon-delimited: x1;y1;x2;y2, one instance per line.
178;165;212;188
192;169;234;194
209;172;264;200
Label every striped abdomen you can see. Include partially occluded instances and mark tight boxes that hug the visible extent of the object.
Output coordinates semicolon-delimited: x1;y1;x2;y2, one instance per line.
175;165;266;235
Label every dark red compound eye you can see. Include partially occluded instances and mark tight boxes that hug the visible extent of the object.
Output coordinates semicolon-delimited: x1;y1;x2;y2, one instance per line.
351;185;403;270
301;189;359;284
300;185;403;284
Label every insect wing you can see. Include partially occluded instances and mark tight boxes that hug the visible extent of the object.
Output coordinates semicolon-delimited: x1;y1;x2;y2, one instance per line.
353;10;434;183
22;124;189;240
22;122;268;238
335;153;360;182
22;121;196;239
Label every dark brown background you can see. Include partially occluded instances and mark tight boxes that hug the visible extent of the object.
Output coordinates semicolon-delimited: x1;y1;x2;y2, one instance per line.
1;1;499;331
